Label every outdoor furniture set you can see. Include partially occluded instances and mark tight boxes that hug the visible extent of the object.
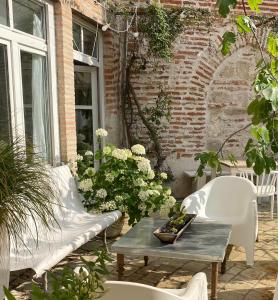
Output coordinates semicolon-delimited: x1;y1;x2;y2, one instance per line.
1;166;265;299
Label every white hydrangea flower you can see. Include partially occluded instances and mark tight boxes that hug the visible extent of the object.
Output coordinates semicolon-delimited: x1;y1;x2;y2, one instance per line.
112;149;128;161
99;200;117;212
85;167;96;177
159;196;176;218
79;179;93;192
148;189;160;196
85;150;94;156
105;173;115;183
147;170;155;179
137;158;151;173
134;178;147;187
138;190;150;201
160;172;168;180
123;149;133;158
131;144;146;155
96;188;107;199
115;195;124;202
76;154;83;161
103;146;112;155
95;128;108;137
166;188;171;196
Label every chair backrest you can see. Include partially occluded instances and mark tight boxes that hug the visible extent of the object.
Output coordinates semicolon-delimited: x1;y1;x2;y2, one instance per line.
101;281;181;300
50;165;85;213
238;169;278;197
204;176;256;220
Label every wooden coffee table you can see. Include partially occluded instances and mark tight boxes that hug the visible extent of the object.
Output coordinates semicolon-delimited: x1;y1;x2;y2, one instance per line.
111;218;232;300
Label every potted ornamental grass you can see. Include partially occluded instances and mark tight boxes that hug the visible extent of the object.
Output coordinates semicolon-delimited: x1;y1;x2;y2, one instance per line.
74;129;176;237
0;139;57;298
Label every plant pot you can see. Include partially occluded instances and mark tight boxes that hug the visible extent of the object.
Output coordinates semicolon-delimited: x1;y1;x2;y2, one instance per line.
0;226;10;299
153;214;197;244
102;214;125;239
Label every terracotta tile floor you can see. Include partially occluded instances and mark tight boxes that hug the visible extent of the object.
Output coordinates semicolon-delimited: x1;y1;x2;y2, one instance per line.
10;202;278;299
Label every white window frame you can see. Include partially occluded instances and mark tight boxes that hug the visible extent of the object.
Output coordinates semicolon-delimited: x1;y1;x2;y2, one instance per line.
73;16;105;153
0;0;60;164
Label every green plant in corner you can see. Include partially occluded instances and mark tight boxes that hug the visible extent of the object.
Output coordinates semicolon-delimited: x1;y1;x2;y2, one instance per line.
195;0;278;176
4;249;111;300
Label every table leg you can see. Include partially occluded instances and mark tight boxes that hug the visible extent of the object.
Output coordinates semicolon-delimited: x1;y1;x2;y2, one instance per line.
221;244;233;274
211;262;219;300
144;256;149;266
117;253;124;280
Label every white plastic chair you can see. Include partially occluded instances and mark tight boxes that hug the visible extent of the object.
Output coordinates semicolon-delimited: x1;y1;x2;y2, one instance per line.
238;169;278;219
182;176;257;266
101;273;208;300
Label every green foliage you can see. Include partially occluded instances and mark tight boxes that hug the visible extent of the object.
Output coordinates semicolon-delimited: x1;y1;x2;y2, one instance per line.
236;16;254;33
138;4;210;60
0;139;57;245
194;151;221;177
142;89;172;138
221;32;236;55
217;0;237;17
4;250;111;300
74;130;176;227
267;33;278;58
247;0;263;12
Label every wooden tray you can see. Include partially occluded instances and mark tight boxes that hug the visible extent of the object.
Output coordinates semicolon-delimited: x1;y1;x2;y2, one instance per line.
153;214;197;244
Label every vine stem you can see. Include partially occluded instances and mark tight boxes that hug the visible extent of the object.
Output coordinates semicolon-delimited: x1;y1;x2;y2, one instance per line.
217;123;252;157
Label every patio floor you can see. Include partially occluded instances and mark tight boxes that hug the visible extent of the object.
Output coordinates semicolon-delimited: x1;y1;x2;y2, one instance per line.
10;202;278;299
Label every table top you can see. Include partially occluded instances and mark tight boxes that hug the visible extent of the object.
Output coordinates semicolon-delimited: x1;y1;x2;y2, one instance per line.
220;160;247;168
111;218;232;263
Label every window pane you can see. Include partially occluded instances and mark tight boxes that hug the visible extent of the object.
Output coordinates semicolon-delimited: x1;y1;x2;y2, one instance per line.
75;71;92;105
83;27;98;58
13;0;45;39
21;51;51;161
73;23;81;51
0;44;11;141
76;109;93;153
0;0;9;26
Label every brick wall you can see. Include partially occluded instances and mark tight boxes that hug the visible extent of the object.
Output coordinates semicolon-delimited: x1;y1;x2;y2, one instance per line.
123;1;278;197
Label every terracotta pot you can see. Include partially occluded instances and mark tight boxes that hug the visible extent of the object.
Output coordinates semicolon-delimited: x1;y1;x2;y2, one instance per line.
0;226;9;299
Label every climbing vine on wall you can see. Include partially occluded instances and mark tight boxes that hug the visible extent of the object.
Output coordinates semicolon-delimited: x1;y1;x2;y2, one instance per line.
113;2;211;170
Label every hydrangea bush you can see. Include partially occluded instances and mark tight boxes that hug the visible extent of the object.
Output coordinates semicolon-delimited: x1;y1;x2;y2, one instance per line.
75;129;176;226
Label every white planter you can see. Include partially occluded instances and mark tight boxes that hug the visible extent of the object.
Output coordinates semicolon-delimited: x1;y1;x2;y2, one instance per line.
0;226;9;299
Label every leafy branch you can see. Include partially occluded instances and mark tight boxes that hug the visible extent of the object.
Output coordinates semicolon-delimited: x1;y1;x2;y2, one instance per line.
195;0;278;176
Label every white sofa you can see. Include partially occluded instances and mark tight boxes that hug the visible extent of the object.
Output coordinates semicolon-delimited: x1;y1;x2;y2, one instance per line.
9;165;121;277
182;176;257;266
102;273;208;300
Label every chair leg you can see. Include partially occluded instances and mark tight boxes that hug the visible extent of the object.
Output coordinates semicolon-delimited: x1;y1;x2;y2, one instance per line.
271;195;274;219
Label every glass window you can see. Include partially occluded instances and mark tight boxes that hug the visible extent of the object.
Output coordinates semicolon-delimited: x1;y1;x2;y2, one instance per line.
73;22;98;59
73;23;81;52
76;110;93;153
13;0;45;39
0;44;11;141
75;71;92;106
0;0;9;26
21;51;51;161
83;27;98;58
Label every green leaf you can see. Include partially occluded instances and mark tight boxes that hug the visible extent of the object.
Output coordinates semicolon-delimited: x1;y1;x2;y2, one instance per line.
4;287;17;300
247;0;263;12
267;33;278;58
217;0;237;17
221;32;236;55
236;16;253;33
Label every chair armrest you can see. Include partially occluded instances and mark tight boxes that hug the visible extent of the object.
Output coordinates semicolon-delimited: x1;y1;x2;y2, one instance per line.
183;272;208;300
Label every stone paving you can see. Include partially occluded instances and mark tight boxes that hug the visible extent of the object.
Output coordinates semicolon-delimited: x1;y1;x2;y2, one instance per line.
10;202;278;299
